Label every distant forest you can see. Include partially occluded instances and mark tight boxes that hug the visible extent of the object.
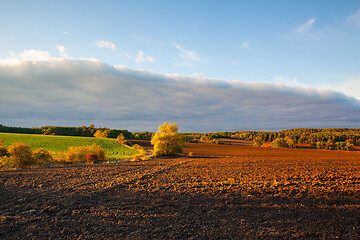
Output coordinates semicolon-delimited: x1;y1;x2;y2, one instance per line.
0;124;152;140
1;124;359;151
185;128;360;150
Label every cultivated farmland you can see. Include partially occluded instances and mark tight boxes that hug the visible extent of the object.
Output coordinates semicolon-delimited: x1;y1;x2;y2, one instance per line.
1;141;359;239
0;133;139;160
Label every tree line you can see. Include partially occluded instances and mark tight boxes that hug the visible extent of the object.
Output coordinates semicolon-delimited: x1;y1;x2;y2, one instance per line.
1;124;359;150
184;128;360;150
0;124;144;139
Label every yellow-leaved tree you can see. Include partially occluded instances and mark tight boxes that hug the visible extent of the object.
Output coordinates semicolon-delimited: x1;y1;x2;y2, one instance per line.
151;122;185;156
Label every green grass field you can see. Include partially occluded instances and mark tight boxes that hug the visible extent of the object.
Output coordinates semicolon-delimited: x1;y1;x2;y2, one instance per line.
0;133;139;160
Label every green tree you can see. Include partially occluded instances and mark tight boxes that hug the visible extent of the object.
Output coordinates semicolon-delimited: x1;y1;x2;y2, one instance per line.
151;122;185;156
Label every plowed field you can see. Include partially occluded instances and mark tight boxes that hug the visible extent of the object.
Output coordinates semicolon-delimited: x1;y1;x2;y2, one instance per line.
1;142;360;239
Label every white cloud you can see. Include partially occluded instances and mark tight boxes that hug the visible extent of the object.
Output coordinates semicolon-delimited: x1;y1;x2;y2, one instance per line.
0;49;51;64
17;49;51;61
95;40;116;51
174;43;207;62
294;18;316;35
241;41;250;49
322;77;360;101
124;52;132;59
273;75;300;86
130;34;146;41
346;8;360;27
135;51;154;63
56;45;68;58
63;31;70;35
0;56;359;131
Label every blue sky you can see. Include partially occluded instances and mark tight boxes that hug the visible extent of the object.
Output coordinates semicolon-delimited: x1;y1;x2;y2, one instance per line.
1;1;360;131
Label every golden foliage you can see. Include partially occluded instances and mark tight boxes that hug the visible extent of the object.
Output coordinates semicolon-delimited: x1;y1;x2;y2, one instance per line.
94;130;110;138
116;133;127;145
151;122;185;156
7;142;34;168
66;144;106;163
32;148;53;164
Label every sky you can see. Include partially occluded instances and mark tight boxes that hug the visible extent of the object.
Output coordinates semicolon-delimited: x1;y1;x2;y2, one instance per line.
1;0;360;132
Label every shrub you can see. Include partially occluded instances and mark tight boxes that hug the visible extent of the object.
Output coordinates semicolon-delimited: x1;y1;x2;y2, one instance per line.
151;122;185;156
253;138;262;147
325;140;335;150
54;153;67;164
131;155;142;161
285;138;295;148
7;142;34;168
66;144;106;163
94;130;110;138
0;156;15;170
271;138;288;148
211;139;222;144
86;154;97;164
0;146;9;157
66;146;87;163
132;144;142;150
88;144;106;162
117;133;127;145
0;139;9;157
32;148;53;164
187;138;199;143
345;142;354;151
316;141;326;149
131;144;147;156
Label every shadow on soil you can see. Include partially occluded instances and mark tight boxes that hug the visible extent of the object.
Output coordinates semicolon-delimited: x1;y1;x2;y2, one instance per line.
1;175;359;239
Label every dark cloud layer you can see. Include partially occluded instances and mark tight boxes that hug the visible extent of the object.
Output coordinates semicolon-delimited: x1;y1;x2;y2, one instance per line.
1;59;359;132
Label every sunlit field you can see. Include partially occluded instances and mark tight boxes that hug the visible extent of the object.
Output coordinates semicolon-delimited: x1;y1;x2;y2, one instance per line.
1;141;359;239
0;132;138;160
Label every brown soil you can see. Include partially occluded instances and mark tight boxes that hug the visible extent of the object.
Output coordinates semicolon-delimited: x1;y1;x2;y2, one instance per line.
1;142;360;239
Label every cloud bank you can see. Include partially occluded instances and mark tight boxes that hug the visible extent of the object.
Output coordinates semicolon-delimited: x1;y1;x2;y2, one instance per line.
56;45;68;58
0;54;359;132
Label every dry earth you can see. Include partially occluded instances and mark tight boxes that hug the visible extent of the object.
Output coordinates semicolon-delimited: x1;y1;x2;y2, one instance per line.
1;141;360;239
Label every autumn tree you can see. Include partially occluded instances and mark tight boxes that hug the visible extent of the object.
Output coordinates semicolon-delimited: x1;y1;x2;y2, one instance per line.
151;122;185;156
94;129;110;138
116;133;128;145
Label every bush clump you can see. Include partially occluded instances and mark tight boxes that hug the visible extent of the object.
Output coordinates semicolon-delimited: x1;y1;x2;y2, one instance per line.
32;148;53;164
7;142;34;168
271;138;296;149
0;156;15;170
66;144;105;163
253;138;262;147
117;133;128;145
0;139;107;169
0;146;9;157
94;130;110;138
